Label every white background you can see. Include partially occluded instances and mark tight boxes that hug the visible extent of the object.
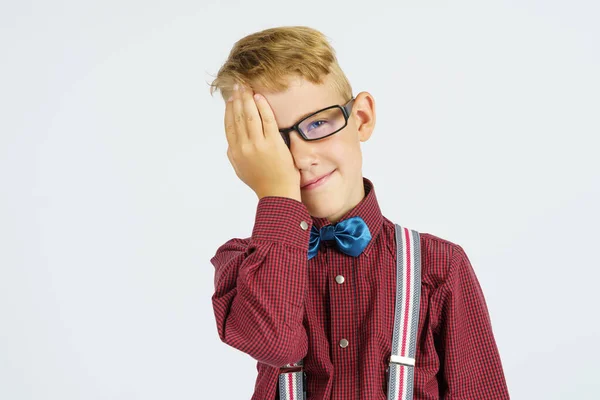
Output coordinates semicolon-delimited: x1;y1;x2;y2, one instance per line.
1;0;599;398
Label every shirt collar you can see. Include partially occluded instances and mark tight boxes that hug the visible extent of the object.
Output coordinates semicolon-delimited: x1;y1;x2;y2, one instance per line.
309;176;384;257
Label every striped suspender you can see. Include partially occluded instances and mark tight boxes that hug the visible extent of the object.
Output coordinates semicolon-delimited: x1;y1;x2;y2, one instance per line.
277;224;421;400
278;359;305;400
387;224;421;400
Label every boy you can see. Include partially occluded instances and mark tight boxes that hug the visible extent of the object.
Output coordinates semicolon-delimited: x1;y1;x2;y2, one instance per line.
209;26;509;399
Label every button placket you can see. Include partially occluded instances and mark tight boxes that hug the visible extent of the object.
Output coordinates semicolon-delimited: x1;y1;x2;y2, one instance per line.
330;258;355;368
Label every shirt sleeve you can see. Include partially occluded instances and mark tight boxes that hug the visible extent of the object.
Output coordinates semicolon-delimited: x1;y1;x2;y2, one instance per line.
210;196;311;368
431;244;510;399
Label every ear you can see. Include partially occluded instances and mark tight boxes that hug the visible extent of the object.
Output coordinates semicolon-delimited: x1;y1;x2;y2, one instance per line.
351;91;376;142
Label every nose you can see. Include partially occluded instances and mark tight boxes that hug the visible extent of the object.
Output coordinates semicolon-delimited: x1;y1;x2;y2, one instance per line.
287;130;317;169
288;129;311;152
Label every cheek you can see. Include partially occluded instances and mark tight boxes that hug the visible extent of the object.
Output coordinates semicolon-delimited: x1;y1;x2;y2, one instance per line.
328;140;362;170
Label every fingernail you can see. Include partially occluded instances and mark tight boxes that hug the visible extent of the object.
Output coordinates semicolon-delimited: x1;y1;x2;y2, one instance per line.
227;95;233;102
233;83;239;91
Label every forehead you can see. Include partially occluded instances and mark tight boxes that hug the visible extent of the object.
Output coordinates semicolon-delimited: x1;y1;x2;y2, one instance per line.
255;76;343;128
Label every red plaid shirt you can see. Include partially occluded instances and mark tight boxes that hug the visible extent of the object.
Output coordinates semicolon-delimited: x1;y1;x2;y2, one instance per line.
211;177;509;399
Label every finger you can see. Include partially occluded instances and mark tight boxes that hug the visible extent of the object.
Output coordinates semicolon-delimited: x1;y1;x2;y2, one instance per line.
253;93;280;142
240;86;264;142
226;99;241;148
224;97;237;148
227;146;240;177
232;85;249;145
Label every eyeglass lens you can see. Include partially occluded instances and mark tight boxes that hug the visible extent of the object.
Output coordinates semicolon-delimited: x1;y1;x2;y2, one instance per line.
280;106;346;147
298;107;346;139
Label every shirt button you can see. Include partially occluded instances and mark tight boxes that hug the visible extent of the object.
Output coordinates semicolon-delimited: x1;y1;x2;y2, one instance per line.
339;339;349;348
335;275;345;284
300;221;309;230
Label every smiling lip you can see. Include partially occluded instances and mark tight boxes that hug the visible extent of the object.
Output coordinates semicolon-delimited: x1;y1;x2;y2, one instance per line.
301;170;335;190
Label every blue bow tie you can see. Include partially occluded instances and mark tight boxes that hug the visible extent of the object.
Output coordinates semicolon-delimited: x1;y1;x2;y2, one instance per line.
308;216;372;260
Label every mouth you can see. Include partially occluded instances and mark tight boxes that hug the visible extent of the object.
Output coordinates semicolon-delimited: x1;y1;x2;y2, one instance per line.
301;170;335;190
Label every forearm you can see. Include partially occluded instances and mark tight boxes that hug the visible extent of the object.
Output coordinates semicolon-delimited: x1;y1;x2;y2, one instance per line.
211;196;312;367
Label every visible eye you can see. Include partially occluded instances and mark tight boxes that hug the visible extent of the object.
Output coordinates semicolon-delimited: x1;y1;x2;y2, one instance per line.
306;120;328;132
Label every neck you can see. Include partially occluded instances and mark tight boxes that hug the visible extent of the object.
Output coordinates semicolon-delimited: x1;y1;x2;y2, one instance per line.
327;177;366;224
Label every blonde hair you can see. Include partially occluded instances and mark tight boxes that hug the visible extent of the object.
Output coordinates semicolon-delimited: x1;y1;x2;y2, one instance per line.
208;26;353;103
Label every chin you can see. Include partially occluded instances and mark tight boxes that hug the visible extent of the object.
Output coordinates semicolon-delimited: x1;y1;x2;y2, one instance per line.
304;200;340;219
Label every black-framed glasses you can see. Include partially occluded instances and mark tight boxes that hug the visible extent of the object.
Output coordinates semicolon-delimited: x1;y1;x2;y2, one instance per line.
278;97;355;148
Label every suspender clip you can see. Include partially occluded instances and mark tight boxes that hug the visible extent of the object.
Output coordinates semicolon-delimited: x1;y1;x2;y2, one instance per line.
389;354;415;367
279;365;303;373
